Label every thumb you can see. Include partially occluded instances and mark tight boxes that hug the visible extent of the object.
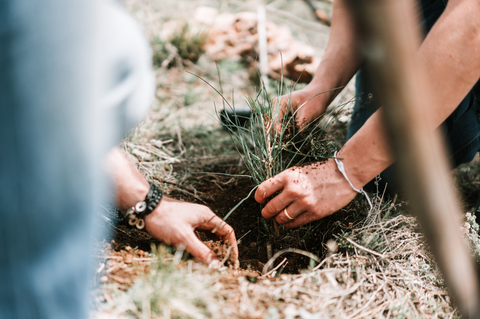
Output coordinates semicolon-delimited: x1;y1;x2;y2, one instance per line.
183;231;217;265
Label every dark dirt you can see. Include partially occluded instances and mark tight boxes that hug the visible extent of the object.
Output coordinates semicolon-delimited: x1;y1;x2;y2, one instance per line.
111;162;369;274
113;224;159;253
111;120;369;274
167;161;370;274
281;111;338;164
204;240;238;267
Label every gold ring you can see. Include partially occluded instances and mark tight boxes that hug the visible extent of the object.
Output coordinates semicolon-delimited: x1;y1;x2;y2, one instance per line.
284;208;295;221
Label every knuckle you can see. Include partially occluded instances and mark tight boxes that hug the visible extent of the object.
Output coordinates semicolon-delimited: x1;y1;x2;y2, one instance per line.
300;198;313;209
261;206;273;219
287;187;301;198
224;223;234;234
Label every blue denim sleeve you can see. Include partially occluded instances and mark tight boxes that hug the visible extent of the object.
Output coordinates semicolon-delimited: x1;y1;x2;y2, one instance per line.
0;1;103;318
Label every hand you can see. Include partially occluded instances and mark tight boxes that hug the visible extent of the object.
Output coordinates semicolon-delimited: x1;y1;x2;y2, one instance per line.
275;86;329;129
106;148;238;265
254;158;358;228
145;197;238;265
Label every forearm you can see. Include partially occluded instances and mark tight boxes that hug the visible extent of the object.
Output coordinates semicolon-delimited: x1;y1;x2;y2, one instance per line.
105;147;150;213
339;0;480;189
305;0;363;108
419;0;480;129
339;111;393;188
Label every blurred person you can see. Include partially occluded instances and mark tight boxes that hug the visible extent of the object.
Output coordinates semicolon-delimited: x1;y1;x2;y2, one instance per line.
0;1;236;319
255;0;480;227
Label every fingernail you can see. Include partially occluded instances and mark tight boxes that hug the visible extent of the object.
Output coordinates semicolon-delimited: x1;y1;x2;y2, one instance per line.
209;259;221;269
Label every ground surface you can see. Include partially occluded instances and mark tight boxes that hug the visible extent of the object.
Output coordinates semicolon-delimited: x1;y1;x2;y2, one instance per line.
90;1;480;318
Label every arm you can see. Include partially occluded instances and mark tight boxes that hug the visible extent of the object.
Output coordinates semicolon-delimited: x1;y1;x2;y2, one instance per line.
342;0;480;190
256;0;480;227
106;148;238;264
281;0;363;125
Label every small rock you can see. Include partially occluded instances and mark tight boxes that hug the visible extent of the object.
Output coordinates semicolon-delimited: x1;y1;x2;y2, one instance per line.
124;255;133;264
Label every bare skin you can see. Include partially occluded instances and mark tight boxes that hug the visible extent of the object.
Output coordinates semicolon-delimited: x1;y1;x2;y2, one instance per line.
106;148;238;265
256;0;480;226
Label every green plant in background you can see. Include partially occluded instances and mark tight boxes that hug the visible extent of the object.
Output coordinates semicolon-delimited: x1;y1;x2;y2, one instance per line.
152;36;171;68
170;22;208;63
152;22;209;68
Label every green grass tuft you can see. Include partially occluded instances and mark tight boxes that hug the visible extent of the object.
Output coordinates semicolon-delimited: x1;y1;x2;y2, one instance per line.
152;22;209;68
219;81;345;186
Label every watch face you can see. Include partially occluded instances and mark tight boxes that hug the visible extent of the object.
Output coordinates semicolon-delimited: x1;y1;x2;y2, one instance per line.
135;201;147;213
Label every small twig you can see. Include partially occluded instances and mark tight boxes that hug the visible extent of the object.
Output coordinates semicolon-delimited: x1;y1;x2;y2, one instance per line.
345;237;385;258
262;248;321;274
107;274;132;284
106;264;123;274
220;246;233;266
133;258;158;262
262;258;288;278
237;230;252;245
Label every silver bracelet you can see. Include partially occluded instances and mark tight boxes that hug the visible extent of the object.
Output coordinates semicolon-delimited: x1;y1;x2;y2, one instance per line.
334;151;373;213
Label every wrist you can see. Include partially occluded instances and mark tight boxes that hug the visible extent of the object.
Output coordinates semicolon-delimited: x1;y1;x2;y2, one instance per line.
121;181;164;230
117;179;150;213
336;149;368;190
337;118;394;189
302;80;339;111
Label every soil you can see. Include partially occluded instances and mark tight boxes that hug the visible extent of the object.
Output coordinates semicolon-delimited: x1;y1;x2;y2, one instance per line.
188;172;369;273
111;160;369;275
204;240;238;267
111;120;364;274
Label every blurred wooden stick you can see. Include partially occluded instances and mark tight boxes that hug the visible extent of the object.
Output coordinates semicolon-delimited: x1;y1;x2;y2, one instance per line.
257;1;269;88
343;0;480;317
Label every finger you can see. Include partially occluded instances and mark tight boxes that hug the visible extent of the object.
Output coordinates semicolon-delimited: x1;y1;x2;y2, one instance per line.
261;189;295;220
199;214;239;260
274;201;306;225
255;175;285;204
283;211;318;229
182;230;216;264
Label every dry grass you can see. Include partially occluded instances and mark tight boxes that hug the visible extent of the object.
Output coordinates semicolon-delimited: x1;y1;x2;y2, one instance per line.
93;194;461;319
